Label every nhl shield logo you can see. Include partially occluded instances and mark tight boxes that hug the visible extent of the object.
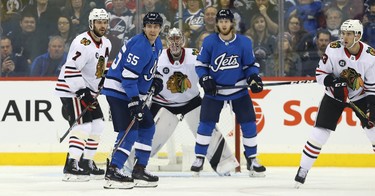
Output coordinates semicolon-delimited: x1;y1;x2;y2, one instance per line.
338;60;346;67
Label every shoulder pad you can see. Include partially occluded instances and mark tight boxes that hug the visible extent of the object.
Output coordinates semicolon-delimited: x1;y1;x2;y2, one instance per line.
329;41;341;48
366;47;375;56
192;48;199;56
80;38;91;46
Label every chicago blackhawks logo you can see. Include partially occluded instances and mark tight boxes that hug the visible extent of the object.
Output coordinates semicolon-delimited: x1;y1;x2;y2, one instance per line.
80;38;91;46
366;47;375;56
95;56;105;78
192;48;199;56
340;67;364;90
167;71;191;93
330;41;341;48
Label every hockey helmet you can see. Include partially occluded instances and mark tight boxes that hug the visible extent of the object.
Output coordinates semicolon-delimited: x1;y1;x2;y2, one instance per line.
143;12;163;27
340;19;363;39
167;28;185;55
216;9;234;22
88;8;109;30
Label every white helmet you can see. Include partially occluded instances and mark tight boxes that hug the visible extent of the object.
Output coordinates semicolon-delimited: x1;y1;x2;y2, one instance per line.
88;8;109;30
340;19;363;40
166;28;185;56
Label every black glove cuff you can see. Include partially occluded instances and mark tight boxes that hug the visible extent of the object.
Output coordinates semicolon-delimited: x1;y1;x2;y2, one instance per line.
323;74;335;87
128;96;140;107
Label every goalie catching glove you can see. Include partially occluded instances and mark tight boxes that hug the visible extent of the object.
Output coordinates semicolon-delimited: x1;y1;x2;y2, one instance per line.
199;75;217;96
76;88;97;111
128;96;144;121
324;74;348;102
247;74;263;93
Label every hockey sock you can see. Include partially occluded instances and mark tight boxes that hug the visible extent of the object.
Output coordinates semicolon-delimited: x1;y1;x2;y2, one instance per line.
241;121;257;158
195;121;216;157
68;124;91;160
300;127;330;170
134;125;155;166
111;129;138;169
365;127;375;152
83;135;100;160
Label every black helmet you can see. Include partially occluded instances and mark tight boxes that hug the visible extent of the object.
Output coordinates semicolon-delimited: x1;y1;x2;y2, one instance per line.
143;12;163;27
216;9;234;22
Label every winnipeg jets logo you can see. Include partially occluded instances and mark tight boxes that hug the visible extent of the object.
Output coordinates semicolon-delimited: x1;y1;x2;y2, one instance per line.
210;53;239;72
144;60;158;81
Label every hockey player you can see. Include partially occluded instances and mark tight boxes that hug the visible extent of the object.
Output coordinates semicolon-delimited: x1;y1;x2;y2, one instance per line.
294;19;375;188
55;8;111;181
125;27;239;176
101;12;164;189
191;9;266;177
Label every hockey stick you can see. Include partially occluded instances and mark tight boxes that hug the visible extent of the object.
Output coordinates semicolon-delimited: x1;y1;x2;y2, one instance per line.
59;89;102;143
110;88;155;158
341;99;374;127
216;79;317;90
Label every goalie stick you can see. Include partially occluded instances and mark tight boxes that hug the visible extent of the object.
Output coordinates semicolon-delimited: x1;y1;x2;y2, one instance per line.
216;79;317;90
59;89;102;143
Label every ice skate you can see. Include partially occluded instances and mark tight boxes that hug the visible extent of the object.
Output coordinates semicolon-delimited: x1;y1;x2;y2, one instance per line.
131;164;158;187
79;158;105;180
246;157;266;177
191;157;205;177
62;156;90;182
294;167;308;189
104;160;134;189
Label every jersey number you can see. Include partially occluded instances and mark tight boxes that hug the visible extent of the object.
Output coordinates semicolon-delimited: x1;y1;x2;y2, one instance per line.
72;51;81;61
127;53;139;65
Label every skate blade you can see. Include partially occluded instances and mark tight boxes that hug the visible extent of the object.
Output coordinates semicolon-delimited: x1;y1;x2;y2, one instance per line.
90;174;105;180
249;171;266;178
103;180;134;189
134;179;158;188
294;182;303;189
192;171;200;177
62;174;90;182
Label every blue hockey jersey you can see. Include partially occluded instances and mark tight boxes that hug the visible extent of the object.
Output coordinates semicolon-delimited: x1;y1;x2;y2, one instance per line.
102;32;163;101
196;33;259;100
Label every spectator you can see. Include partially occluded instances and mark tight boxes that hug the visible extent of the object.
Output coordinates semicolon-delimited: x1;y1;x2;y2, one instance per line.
7;12;40;65
245;13;276;76
62;0;91;34
323;7;343;41
268;32;302;76
217;0;244;33
193;6;217;48
324;0;364;21
174;0;204;47
285;0;323;36
55;15;76;53
0;1;22;36
363;0;375;48
247;0;279;35
30;36;67;76
107;0;135;61
301;29;331;76
0;36;29;77
23;0;62;37
286;15;314;56
196;31;210;49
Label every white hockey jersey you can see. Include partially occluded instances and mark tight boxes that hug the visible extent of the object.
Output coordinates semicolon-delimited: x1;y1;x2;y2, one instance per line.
316;41;375;101
55;31;112;97
152;48;200;107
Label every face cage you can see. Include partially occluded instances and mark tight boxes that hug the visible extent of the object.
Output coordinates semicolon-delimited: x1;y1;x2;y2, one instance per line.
167;35;185;55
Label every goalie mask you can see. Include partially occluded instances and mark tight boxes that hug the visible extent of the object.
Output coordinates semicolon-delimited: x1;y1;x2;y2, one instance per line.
167;28;185;56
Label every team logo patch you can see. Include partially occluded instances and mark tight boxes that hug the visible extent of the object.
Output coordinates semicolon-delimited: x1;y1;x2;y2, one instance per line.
167;71;191;93
338;60;346;67
330;41;341;48
163;67;170;74
322;54;328;64
192;48;199;55
366;47;375;56
80;38;91;46
95;56;106;78
340;67;364;90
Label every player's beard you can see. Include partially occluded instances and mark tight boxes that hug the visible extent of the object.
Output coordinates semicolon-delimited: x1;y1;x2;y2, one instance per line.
93;27;105;37
218;26;232;36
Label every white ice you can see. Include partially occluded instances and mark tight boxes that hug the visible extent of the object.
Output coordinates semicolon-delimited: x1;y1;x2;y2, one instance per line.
0;166;374;196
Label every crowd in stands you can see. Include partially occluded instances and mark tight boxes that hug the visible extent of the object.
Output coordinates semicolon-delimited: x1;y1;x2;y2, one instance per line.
0;0;372;77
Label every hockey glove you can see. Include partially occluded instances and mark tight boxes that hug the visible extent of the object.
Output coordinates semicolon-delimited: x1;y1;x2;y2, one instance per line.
199;75;217;96
324;75;348;102
128;96;143;121
247;74;263;93
76;88;97;111
151;71;163;96
366;95;375;129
